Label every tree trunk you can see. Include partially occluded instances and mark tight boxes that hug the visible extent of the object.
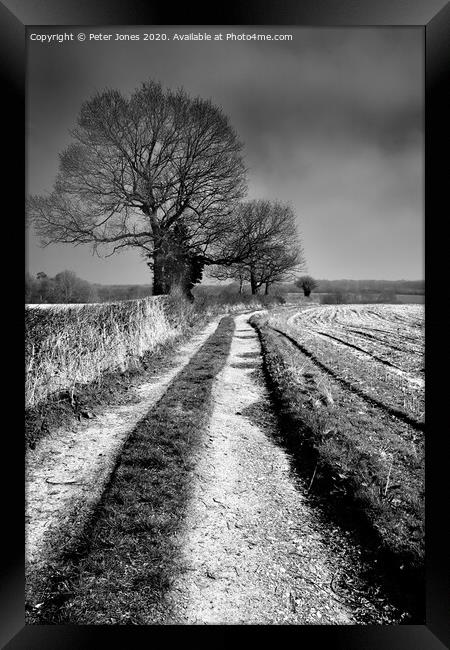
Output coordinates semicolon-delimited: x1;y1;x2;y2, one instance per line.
152;246;170;295
250;271;258;295
264;283;269;295
151;235;203;301
304;288;311;297
148;214;168;296
147;212;204;300
238;277;243;294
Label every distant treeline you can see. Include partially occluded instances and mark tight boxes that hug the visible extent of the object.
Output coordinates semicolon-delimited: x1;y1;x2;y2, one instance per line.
306;279;424;295
25;271;153;304
26;271;424;304
92;284;153;302
198;279;424;297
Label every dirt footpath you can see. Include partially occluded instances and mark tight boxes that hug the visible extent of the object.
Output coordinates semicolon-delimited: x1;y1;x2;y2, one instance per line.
25;318;220;580
168;313;356;624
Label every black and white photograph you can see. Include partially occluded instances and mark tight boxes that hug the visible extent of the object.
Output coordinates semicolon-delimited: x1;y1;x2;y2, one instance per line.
19;13;435;633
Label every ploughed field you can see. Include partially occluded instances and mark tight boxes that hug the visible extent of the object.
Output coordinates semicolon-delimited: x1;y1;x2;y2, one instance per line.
251;304;425;574
285;304;424;424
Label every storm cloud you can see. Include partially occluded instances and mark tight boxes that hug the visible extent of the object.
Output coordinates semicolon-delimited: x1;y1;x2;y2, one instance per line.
26;27;423;282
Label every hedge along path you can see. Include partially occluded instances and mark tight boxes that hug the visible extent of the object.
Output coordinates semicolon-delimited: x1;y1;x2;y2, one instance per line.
167;312;356;624
26;316;221;600
27;316;236;624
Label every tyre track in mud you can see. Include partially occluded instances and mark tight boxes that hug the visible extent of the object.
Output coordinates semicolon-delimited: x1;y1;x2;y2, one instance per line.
315;329;404;369
313;330;424;387
269;327;425;433
346;327;417;352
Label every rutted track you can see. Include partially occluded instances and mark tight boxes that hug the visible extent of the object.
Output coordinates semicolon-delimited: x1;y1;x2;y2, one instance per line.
26;307;416;625
167;313;377;624
26;318;220;581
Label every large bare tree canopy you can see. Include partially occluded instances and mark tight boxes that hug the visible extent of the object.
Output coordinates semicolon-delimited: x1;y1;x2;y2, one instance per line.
210;199;306;294
28;81;248;297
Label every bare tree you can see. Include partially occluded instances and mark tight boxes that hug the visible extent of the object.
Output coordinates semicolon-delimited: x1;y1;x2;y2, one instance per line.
295;275;318;297
53;270;94;303
34;272;53;303
210;200;305;295
258;244;303;295
27;81;248;299
207;262;248;294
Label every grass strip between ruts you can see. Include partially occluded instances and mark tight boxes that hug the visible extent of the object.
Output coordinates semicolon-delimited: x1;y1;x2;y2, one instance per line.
27;315;235;625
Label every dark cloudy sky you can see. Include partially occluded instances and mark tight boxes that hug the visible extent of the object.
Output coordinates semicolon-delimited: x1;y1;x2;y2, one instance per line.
26;27;423;283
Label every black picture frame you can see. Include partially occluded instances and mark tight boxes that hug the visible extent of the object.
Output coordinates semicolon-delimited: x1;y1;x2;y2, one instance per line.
2;0;449;647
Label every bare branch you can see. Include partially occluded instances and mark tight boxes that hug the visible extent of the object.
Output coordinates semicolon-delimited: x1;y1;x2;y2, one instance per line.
209;199;306;294
27;81;248;285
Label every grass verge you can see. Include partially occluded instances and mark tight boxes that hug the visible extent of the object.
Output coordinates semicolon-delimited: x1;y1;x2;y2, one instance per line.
25;293;282;450
26;316;235;625
250;315;424;621
25;307;213;451
25;296;187;409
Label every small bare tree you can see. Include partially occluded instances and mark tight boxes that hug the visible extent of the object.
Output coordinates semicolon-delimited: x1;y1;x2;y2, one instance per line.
27;81;248;299
208;262;248;294
258;244;303;295
210;200;305;295
295;275;318;297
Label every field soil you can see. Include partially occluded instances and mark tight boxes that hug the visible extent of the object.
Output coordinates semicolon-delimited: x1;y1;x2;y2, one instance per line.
249;304;424;620
26;318;219;587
